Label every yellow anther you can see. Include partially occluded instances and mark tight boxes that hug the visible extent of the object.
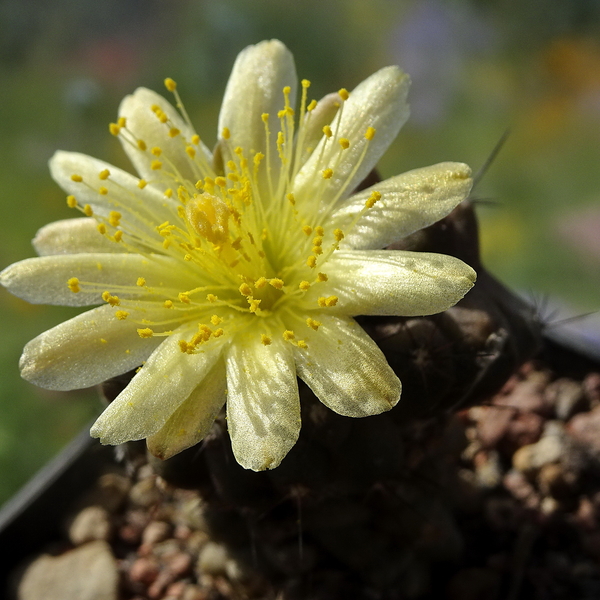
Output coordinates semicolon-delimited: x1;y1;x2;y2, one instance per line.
312;246;323;255
169;127;180;138
365;126;376;140
307;99;317;111
339;138;350;149
102;291;120;306
83;204;93;217
137;328;154;338
136;277;146;287
210;315;223;325
117;117;127;128
215;176;226;188
66;195;77;208
162;239;171;249
99;186;108;195
322;168;333;179
306;318;321;330
326;295;338;307
255;277;267;289
297;340;308;349
71;174;83;182
138;179;147;189
334;228;344;241
184;254;192;261
249;299;261;313
302;226;313;236
365;190;381;208
338;88;350;101
163;300;173;308
221;127;231;140
269;278;284;290
261;334;272;346
299;281;311;291
178;292;190;304
283;85;291;95
253;152;264;166
287;193;295;205
164;77;177;91
261;113;269;123
109;123;121;136
179;340;190;353
213;328;224;337
207;294;218;303
322;125;333;138
151;104;161;113
191;134;200;145
283;330;295;341
316;272;328;282
151;147;162;156
164;188;173;198
151;160;162;170
99;169;110;180
239;283;252;297
113;231;123;242
109;211;121;226
115;310;129;320
307;255;317;268
313;236;323;247
100;338;108;344
315;226;324;236
97;223;107;235
67;277;80;293
186;146;196;159
317;296;327;307
301;79;311;88
137;140;147;151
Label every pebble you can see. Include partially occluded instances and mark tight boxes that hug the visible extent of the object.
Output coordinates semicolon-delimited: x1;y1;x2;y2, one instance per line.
129;556;160;585
568;405;600;453
18;541;118;600
196;542;229;576
68;505;111;545
512;421;567;472
583;373;600;407
142;520;173;546
545;378;586;420
129;476;163;507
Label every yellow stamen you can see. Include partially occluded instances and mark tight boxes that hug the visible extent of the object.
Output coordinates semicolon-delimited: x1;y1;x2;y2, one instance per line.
138;328;154;338
67;277;80;293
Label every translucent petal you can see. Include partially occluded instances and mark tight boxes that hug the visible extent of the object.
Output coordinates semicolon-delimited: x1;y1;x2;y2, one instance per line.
33;218;124;256
217;40;297;167
19;304;164;390
331;163;473;250
118;87;213;188
49;150;176;242
225;333;300;471
146;359;227;460
0;253;197;306
91;329;226;444
310;250;476;316
293;315;401;417
293;66;410;211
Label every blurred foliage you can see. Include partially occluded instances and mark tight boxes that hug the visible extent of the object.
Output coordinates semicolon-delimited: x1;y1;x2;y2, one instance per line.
1;0;599;505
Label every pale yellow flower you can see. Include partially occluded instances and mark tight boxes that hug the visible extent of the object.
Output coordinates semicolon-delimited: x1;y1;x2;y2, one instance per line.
0;40;476;470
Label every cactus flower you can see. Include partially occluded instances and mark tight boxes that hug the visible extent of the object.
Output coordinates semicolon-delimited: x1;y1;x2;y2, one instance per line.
1;40;476;470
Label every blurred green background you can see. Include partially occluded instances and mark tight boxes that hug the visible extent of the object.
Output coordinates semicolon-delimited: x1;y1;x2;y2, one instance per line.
1;0;600;505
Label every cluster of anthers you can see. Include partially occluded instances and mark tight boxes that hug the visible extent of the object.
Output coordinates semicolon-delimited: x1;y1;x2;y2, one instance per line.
65;78;382;355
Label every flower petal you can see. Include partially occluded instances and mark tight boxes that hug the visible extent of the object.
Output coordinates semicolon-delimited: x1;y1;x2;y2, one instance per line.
293;66;410;211
118;87;213;188
293;315;400;417
331;162;473;250
49;150;176;244
146;359;227;460
225;333;300;471
19;304;164;390
218;40;297;160
33;218;124;256
0;253;196;306
91;329;226;444
312;250;476;316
